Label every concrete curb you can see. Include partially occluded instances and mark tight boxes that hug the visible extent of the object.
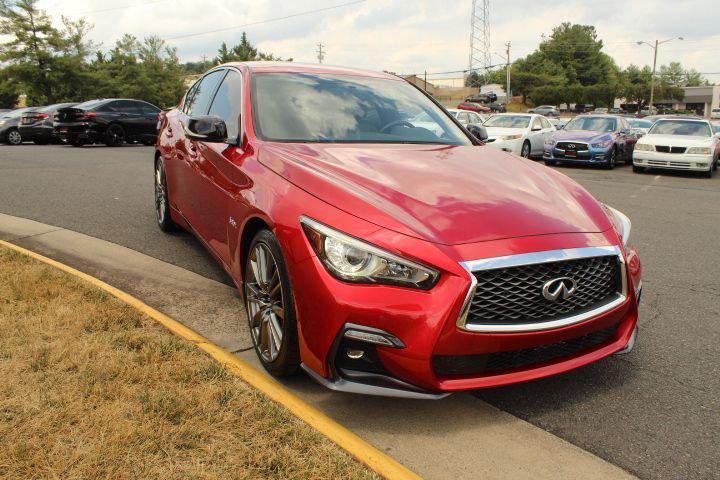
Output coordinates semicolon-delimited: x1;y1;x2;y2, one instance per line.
0;239;422;480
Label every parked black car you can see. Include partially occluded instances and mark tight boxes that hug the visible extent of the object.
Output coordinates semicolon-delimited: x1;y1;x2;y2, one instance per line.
0;107;40;145
465;92;497;104
18;103;77;144
54;98;161;147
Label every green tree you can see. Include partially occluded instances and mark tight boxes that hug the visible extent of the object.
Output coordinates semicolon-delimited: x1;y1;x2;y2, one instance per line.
214;32;290;63
0;0;66;104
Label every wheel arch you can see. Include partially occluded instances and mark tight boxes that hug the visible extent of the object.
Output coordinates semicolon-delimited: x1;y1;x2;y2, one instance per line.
238;216;273;281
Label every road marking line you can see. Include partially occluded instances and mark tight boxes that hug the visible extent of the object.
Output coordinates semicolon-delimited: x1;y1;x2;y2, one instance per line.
0;239;421;480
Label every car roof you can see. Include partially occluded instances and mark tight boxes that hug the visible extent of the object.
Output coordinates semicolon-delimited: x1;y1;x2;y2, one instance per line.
221;61;399;80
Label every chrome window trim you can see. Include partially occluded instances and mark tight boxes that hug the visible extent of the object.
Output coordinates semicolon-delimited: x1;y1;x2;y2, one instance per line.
456;246;627;333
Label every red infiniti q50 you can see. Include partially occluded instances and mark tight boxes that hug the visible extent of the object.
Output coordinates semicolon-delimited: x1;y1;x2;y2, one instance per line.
155;62;642;399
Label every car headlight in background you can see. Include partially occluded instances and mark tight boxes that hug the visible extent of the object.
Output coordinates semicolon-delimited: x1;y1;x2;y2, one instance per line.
544;138;556;146
603;204;631;247
300;216;439;290
687;146;712;155
591;140;613;149
500;134;522;140
634;143;654;151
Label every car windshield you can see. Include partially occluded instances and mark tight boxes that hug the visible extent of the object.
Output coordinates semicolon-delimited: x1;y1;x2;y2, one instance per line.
251;73;471;145
649;120;712;137
630;119;652;128
483;115;530;128
564;116;616;132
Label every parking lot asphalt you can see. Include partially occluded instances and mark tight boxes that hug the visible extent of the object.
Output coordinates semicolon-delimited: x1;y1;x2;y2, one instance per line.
1;144;718;479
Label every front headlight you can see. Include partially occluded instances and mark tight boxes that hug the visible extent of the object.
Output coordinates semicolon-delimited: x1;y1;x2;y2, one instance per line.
591;140;613;149
687;146;712;155
300;216;439;290
500;134;522;140
545;138;556;146
603;205;631;247
634;143;654;151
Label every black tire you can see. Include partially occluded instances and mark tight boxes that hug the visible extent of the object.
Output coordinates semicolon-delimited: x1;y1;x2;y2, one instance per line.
544;160;557;166
5;128;22;145
632;164;644;173
33;139;50;145
104;124;125;147
244;230;300;377
703;167;713;179
604;148;616;169
154;157;178;232
70;138;85;147
520;140;531;158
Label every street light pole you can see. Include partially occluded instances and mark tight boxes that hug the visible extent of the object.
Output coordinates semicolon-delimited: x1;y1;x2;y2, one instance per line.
637;37;683;113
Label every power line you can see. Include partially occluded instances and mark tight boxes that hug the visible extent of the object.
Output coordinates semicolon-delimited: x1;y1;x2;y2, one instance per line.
164;0;365;42
70;0;171;15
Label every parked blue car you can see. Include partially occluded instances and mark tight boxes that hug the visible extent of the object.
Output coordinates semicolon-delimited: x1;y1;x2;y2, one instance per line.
543;115;637;169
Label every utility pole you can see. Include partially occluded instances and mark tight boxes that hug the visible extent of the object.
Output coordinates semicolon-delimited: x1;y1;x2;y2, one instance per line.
424;70;427;92
637;37;683;113
505;41;511;106
317;43;325;64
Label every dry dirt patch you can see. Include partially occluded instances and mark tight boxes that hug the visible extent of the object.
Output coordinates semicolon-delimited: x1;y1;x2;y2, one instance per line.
0;247;377;480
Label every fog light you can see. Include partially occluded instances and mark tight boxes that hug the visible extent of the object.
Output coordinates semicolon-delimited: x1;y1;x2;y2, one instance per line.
696;163;707;167
346;348;365;359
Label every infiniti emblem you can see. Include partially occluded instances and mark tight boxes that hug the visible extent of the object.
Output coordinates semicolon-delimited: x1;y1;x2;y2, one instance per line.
542;277;577;301
567;143;576;149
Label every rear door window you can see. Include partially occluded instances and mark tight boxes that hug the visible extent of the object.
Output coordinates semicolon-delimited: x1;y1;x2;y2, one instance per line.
115;100;142;114
186;70;225;117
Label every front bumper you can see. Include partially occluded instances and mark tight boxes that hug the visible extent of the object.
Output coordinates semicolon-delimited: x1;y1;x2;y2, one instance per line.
633;151;713;171
292;228;641;398
543;144;612;164
485;138;522;154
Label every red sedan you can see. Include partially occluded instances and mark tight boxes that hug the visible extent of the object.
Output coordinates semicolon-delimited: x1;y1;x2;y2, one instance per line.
457;101;491;113
155;63;642;399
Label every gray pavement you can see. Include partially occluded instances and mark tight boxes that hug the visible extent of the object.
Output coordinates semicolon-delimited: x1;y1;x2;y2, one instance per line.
1;144;718;479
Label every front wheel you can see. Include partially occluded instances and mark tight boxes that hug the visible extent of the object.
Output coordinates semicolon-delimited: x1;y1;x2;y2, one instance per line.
244;230;300;377
544;160;557;166
520;141;531;158
632;164;644;173
154;158;178;232
604;148;616;169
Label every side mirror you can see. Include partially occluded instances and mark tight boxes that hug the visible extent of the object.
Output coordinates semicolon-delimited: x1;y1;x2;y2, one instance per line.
468;125;488;141
185;115;228;142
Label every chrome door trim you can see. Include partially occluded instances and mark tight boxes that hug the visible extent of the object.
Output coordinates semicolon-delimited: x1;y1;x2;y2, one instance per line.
456;246;628;333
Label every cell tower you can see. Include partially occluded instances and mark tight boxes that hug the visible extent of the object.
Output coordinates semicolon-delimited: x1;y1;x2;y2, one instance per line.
468;0;491;73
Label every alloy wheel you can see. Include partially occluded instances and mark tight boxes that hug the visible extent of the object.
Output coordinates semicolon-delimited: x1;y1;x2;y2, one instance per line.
7;130;21;145
245;243;285;363
521;141;530;158
154;162;167;225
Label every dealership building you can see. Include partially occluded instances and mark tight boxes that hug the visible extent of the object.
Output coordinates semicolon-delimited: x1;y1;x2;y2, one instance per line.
655;85;720;116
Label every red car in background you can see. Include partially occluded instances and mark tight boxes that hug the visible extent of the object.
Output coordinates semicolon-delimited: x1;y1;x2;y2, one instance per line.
155;62;642;399
457;101;491;113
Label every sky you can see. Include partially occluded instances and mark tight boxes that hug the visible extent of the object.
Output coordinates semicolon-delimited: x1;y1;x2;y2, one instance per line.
37;0;720;83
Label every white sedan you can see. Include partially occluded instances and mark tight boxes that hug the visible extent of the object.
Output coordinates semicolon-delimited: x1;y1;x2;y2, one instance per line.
482;113;555;158
447;108;489;127
633;118;719;178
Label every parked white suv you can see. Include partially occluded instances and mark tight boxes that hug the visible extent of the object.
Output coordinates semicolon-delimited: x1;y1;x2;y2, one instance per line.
711;108;720;120
633;118;719;177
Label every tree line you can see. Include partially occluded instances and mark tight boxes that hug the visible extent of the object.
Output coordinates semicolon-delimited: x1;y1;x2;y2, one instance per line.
0;0;287;109
466;23;709;108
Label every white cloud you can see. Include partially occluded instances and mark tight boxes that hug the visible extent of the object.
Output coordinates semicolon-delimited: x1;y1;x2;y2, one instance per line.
39;0;719;82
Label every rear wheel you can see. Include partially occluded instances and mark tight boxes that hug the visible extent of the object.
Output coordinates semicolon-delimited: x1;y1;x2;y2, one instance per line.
104;124;125;147
703;166;713;178
6;129;22;145
244;230;300;377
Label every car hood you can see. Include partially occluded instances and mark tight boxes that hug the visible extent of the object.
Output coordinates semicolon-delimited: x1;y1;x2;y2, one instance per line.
640;134;713;147
551;130;610;143
259;143;612;245
484;127;526;137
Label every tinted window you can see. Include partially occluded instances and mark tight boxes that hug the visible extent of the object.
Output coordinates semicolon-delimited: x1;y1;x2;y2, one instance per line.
187;70;225;117
458;112;470;123
182;80;201;114
115;100;141;114
208;70;242;139
139;102;161;115
485;115;530;128
649;120;712;137
564;116;616;132
252;73;470;145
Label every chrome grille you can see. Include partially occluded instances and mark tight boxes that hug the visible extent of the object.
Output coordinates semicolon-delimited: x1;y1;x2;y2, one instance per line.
556;141;589;151
466;255;621;327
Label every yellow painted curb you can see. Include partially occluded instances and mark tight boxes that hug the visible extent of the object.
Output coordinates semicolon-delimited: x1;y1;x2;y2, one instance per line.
0;239;422;480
